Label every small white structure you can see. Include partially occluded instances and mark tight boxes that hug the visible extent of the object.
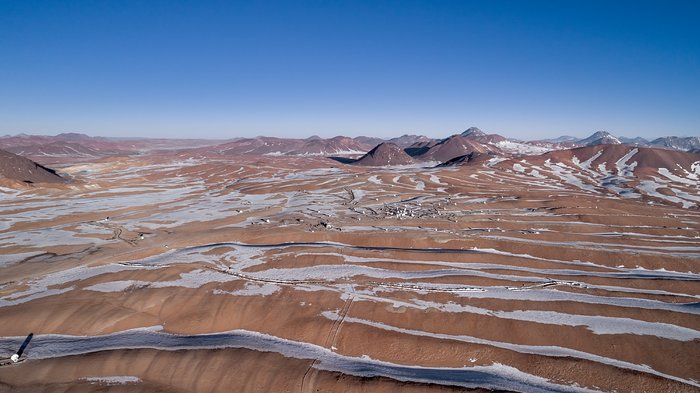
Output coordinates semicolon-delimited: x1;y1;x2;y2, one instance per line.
10;354;19;363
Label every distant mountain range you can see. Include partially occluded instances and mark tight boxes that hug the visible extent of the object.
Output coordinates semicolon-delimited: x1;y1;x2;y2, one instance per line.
0;133;222;163
203;136;370;156
355;134;433;149
1;128;697;167
649;136;700;151
543;131;700;151
364;129;699;166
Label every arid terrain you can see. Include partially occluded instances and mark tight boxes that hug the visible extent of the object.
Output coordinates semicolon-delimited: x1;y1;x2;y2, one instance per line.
0;132;699;392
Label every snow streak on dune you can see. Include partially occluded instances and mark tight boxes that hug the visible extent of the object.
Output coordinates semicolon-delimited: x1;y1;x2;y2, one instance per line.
0;153;698;392
0;329;602;393
499;146;700;207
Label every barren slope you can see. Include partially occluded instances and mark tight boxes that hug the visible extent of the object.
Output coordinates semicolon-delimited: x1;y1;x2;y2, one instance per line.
0;149;65;184
0;150;698;392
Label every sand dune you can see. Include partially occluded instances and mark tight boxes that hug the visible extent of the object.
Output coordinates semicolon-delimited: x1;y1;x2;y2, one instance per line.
0;149;698;392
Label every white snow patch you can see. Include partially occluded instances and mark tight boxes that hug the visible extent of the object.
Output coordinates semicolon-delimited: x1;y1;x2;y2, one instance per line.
367;175;382;185
495;141;551;155
84;376;141;384
658;168;698;186
214;282;280;297
638;181;696;208
614;148;638;177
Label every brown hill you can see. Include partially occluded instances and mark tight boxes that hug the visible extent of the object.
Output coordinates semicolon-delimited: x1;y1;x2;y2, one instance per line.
495;144;700;207
436;151;492;167
352;143;415;166
415;135;496;162
520;144;700;177
0;149;65;184
404;140;438;156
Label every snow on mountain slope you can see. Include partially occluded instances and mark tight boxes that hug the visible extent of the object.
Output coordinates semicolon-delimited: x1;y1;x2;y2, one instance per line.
494;145;700;208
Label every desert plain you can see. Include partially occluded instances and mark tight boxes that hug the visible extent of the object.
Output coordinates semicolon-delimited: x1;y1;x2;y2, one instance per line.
0;139;699;393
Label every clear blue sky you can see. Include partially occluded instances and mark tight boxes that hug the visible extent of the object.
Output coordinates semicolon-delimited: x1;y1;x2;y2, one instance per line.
1;0;698;140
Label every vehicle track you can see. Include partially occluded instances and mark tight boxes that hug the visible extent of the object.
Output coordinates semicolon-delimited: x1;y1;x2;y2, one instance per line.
300;294;354;393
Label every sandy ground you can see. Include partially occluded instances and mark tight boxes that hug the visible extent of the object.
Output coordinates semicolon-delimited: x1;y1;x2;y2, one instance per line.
0;152;698;392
